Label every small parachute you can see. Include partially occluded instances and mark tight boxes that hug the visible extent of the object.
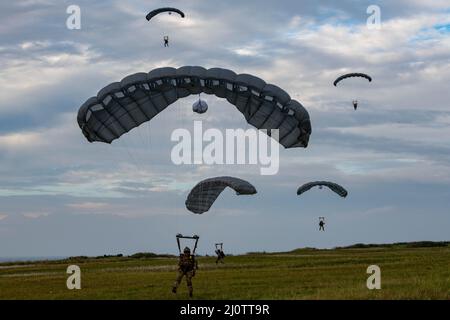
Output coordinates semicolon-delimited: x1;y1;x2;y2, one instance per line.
192;99;208;114
334;73;372;110
185;176;257;214
333;73;372;87
146;7;185;21
297;181;348;198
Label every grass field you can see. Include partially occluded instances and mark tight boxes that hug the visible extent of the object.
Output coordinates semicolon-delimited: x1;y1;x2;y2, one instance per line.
0;244;449;299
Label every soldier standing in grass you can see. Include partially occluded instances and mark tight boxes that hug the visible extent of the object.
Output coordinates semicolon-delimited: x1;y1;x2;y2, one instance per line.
172;247;197;297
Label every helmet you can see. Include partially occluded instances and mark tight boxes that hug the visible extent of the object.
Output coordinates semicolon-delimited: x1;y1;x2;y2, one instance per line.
183;247;191;254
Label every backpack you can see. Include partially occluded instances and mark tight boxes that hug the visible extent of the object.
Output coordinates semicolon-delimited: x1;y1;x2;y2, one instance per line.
179;254;195;272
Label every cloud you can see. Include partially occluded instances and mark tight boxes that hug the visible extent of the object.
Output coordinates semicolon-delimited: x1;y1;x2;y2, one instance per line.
66;202;110;210
0;132;43;149
362;206;397;216
326;122;450;147
0;1;450;256
23;212;49;219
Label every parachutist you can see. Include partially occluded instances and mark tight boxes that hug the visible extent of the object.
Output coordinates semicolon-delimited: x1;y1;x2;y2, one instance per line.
192;95;208;113
215;243;225;264
172;246;198;297
334;73;371;111
319;219;325;231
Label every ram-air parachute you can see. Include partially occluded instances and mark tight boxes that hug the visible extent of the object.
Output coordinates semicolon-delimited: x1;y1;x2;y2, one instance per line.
333;73;372;110
146;8;185;46
297;181;348;198
333;73;372;87
77;66;312;148
185;176;257;214
146;7;185;21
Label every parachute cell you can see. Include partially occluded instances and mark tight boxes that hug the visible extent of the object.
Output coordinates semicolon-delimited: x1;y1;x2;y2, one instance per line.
297;181;348;198
185;176;257;214
146;7;185;21
77;66;312;148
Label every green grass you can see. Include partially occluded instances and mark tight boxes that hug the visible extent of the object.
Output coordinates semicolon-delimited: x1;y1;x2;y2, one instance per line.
0;246;449;299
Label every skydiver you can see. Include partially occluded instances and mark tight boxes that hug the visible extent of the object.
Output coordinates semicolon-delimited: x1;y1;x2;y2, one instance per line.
172;246;198;297
164;36;169;47
352;100;358;110
215;249;225;264
319;219;325;231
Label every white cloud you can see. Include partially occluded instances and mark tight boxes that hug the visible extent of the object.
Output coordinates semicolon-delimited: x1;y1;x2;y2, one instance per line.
66;202;110;210
1;1;450;255
0;132;43;149
326;122;450;147
23;212;49;219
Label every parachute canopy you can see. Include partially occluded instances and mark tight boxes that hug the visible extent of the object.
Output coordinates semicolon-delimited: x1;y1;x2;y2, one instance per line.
297;181;348;198
185;176;257;214
77;66;312;148
333;73;372;87
146;7;185;21
192;99;208;114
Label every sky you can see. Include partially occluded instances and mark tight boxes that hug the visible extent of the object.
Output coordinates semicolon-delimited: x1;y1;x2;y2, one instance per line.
0;0;449;257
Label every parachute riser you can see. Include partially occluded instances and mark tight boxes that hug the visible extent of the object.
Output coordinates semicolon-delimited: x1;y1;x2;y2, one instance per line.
176;234;200;255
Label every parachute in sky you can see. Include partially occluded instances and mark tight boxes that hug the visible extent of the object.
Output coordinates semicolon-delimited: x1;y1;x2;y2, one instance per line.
192;98;208;114
333;73;372;110
333;73;372;87
185;176;257;214
77;66;312;148
297;181;348;198
146;7;185;21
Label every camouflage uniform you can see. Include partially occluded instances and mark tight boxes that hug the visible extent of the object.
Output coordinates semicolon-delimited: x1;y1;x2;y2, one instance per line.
172;253;197;297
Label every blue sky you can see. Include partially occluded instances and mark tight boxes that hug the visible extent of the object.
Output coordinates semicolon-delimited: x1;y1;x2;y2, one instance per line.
0;0;449;257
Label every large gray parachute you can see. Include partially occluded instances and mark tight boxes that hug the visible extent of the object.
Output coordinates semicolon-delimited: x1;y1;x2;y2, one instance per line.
297;181;348;198
185;176;257;214
77;66;312;148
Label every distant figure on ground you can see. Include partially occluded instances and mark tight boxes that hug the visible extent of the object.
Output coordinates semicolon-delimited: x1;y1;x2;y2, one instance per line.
164;36;169;47
172;246;197;297
352;100;358;110
319;218;325;231
215;249;225;264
